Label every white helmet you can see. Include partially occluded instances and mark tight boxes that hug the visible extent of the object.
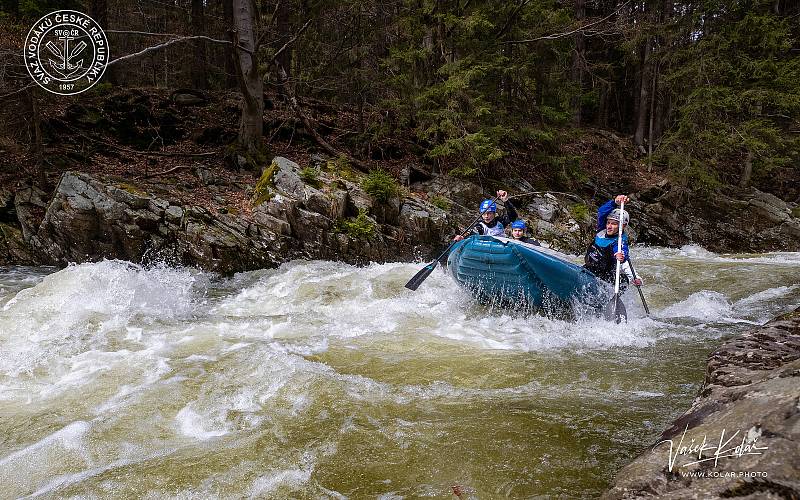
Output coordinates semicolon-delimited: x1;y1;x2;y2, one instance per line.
608;208;630;225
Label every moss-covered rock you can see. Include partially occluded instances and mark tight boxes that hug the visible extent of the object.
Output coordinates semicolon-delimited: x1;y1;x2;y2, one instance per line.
253;162;278;206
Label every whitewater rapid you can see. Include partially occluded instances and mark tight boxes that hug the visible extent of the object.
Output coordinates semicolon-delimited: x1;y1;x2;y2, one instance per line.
0;246;798;497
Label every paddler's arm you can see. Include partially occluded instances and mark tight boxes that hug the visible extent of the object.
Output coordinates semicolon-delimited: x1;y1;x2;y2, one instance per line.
503;199;518;226
597;199;616;231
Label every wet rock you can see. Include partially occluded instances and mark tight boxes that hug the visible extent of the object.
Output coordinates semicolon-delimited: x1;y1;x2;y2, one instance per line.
399;197;449;247
310;153;327;167
171;89;207;106
252;208;291;236
196;166;216;186
0;223;35;265
14;185;49;243
602;308;800;499
271;156;306;199
636;187;800;252
419;175;481;206
165;205;183;224
371;196;401;225
528;195;557;222
0;187;17;223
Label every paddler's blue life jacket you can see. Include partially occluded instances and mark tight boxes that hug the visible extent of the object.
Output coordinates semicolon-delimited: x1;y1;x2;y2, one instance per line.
585;230;629;282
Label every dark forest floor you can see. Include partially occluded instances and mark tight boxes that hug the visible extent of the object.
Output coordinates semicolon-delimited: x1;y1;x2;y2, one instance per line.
3;85;795;220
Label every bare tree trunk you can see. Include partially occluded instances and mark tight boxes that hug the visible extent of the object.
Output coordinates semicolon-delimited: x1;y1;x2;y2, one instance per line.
570;0;586;126
89;0;107;25
739;150;754;188
275;0;293;97
26;90;45;185
647;66;657;169
739;100;762;187
223;0;238;88
232;0;263;154
89;0;117;84
633;35;652;150
191;0;208;90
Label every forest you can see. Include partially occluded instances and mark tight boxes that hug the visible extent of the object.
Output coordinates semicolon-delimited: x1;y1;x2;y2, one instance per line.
0;0;798;201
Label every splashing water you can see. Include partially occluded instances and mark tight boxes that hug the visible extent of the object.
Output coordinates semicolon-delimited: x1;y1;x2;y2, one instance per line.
0;248;798;498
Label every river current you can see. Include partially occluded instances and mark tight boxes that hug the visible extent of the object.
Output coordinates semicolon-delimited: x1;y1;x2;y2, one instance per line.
1;246;798;498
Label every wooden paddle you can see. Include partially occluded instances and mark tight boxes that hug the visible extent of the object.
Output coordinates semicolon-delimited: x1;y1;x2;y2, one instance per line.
603;200;627;323
404;196;499;291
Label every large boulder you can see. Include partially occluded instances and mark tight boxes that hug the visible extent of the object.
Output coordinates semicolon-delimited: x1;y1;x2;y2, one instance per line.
21;172;290;273
603;308;800;499
636;187;800;252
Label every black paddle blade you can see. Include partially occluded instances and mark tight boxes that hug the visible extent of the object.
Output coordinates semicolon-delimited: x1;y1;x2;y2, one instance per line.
603;293;627;323
405;261;438;291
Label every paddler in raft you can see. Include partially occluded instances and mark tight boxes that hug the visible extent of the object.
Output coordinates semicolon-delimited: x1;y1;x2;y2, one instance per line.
584;194;642;290
453;190;518;241
509;219;541;246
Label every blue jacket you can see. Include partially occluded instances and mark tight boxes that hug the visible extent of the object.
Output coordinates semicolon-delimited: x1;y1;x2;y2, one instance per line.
594;199;628;260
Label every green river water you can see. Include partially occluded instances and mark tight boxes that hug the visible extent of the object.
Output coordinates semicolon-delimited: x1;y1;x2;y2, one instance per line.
0;245;798;498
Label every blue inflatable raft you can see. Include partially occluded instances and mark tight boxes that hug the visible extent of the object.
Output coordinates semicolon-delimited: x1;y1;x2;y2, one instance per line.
446;235;609;315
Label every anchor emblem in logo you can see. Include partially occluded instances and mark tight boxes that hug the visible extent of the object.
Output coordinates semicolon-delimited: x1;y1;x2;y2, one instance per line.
24;10;109;95
46;35;87;79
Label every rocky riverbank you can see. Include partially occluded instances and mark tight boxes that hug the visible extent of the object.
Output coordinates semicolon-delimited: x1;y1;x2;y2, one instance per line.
0;156;600;272
1;153;800;273
602;308;800;499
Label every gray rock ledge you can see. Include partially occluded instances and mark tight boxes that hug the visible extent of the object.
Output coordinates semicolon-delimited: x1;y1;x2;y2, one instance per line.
603;308;800;499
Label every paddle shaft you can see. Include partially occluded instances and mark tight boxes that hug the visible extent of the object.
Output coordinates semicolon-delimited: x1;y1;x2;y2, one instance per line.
628;260;650;315
404;196;500;291
614;200;625;296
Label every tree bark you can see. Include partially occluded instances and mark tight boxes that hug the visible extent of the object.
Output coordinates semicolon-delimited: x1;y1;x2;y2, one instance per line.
633;35;652;150
274;0;293;97
223;0;238;88
89;0;107;25
739;150;754;188
26;89;45;185
191;0;208;90
647;66;657;168
231;0;263;154
89;0;117;84
570;0;586;126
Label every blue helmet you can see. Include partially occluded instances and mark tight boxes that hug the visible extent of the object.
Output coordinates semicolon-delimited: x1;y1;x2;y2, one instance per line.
511;220;527;230
479;199;497;213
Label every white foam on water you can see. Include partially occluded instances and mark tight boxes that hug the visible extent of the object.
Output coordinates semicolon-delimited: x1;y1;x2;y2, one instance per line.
0;260;203;379
209;260;675;353
0;248;797;497
27;448;179;499
0;420;91;469
249;466;314;498
735;285;799;308
678;244;719;259
657;291;734;321
175;405;230;440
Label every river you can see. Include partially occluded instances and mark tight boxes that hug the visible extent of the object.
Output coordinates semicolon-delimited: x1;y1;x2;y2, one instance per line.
1;246;798;498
